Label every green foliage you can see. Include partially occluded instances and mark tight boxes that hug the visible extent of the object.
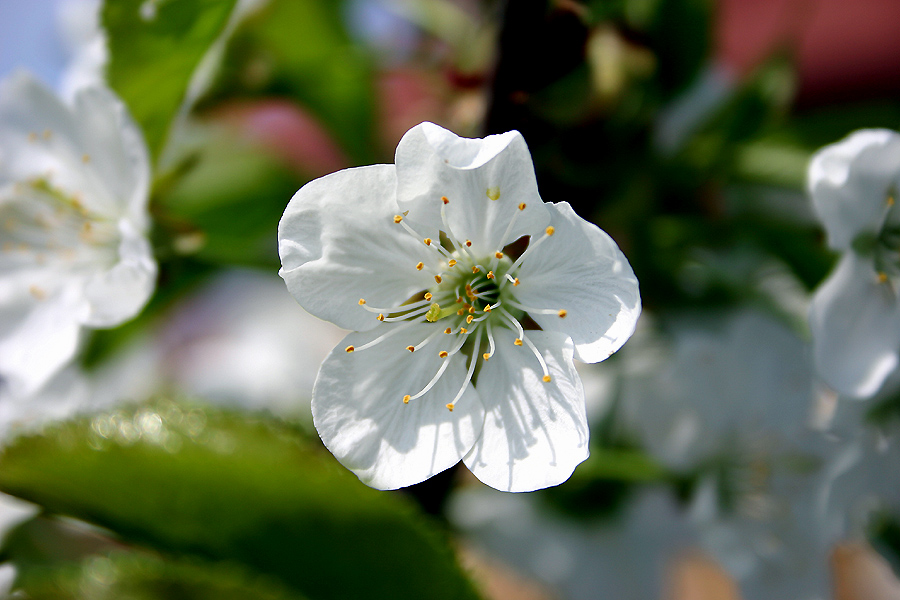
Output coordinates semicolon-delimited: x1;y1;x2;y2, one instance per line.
211;0;376;162
0;400;481;600
103;0;239;161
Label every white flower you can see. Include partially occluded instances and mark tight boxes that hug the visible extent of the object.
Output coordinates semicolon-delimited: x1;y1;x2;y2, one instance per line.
0;72;156;398
278;121;640;492
808;129;900;398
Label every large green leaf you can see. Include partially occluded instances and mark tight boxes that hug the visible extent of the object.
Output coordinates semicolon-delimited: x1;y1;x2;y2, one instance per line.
0;400;481;600
103;0;239;160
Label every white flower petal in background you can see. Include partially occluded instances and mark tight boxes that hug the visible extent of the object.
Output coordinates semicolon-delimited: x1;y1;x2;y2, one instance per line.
0;72;155;398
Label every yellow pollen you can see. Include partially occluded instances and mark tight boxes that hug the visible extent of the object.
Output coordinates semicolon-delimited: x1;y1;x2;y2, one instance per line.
377;313;385;321
358;298;366;305
403;395;411;404
465;240;472;247
446;403;455;412
468;306;475;314
466;315;474;324
483;353;490;361
486;187;501;201
472;266;480;274
448;259;457;267
441;196;449;204
495;252;503;259
484;305;492;313
345;345;355;353
406;346;415;352
456;297;464;303
514;338;523;346
434;275;442;283
513;278;520;286
424;238;432;245
82;154;90;164
542;375;552;383
439;351;449;358
460;327;468;333
457;308;465;316
444;327;452;334
394;215;403;223
518;202;526;210
890;196;896;206
486;271;495;280
424;293;433;300
879;271;889;283
558;309;568;318
546;226;555;236
416;262;424;271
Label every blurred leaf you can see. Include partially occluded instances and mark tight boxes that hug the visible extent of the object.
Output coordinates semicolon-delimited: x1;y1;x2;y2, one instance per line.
16;551;307;600
646;0;712;97
0;400;481;600
214;0;376;162
103;0;239;161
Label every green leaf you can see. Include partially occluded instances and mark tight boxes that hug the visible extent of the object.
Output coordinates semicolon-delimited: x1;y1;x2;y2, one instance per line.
15;550;308;600
0;400;481;600
103;0;239;161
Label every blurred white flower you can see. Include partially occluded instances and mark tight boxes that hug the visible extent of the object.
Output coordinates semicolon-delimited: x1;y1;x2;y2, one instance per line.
0;72;155;399
449;486;698;600
278;121;641;491
808;129;900;398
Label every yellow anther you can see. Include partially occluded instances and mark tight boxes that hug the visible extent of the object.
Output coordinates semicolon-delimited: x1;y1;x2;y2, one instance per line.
889;196;896;206
483;353;490;361
483;305;492;313
377;313;385;321
457;308;465;316
472;266;480;274
448;259;457;267
558;309;568;318
439;350;449;358
345;345;355;353
406;346;415;352
82;154;90;163
514;338;523;346
434;275;442;284
358;298;366;305
518;202;526;210
463;302;471;308
42;129;52;140
487;187;501;201
394;215;403;223
486;271;495;280
468;306;475;314
416;262;424;271
403;395;411;404
445;327;452;334
513;278;520;286
424;293;433;300
446;403;455;412
546;226;555;236
495;251;503;259
456;297;464;303
460;327;468;333
466;315;474;324
424;238;432;246
441;196;449;204
542;375;552;383
465;240;472;247
879;272;889;284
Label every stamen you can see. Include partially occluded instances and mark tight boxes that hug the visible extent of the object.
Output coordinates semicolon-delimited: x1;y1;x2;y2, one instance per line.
345;346;355;353
424;293;432;301
359;299;366;305
514;339;523;346
424;238;432;246
434;275;443;284
405;335;468;402
501;228;556;288
485;322;496;360
377;314;385;321
416;262;424;271
448;259;457;268
506;299;568;318
394;215;403;223
446;327;483;411
403;395;411;404
466;315;474;324
353;320;419;351
489;203;527;270
499;307;525;340
446;404;454;412
486;271;494;280
413;329;443;352
495;252;503;259
522;335;552;382
358;298;431;315
558;309;567;318
439;351;449;358
472;266;480;274
406;346;415;352
441;196;449;204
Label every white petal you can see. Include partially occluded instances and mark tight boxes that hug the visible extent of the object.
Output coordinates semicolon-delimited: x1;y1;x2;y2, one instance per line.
278;164;442;332
81;218;156;327
513;202;641;363
463;329;588;492
312;324;485;490
810;253;900;398
808;129;900;251
395;122;549;256
0;284;83;398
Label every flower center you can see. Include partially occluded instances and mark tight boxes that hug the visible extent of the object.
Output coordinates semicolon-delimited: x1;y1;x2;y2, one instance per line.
855;190;900;288
347;194;568;411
